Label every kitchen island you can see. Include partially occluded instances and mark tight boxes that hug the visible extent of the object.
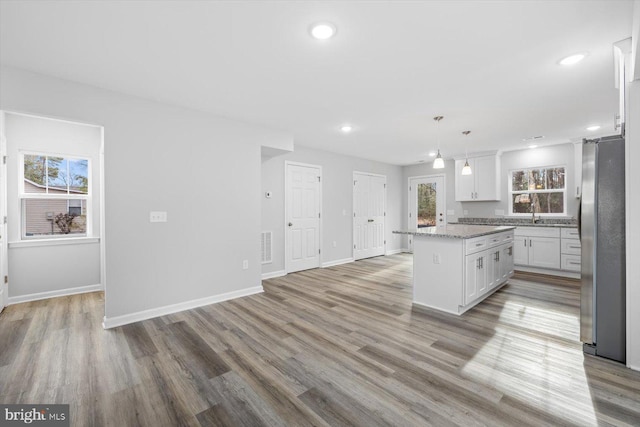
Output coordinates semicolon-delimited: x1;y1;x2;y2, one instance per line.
394;225;516;315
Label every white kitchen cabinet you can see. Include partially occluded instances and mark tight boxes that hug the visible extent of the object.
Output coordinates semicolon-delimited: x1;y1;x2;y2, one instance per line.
513;236;528;265
528;237;561;269
560;227;581;272
412;229;514;315
501;244;514;281
464;253;480;304
514;227;561;269
455;154;501;202
486;246;502;291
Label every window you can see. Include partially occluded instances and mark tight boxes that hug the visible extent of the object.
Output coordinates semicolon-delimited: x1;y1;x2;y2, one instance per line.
21;153;90;238
509;166;566;215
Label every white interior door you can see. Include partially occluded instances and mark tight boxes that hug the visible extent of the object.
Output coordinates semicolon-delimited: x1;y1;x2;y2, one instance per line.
286;162;321;273
0;113;7;312
408;175;446;252
353;172;386;260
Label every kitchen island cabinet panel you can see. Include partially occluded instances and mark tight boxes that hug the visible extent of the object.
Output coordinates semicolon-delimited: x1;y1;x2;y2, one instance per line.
395;225;514;315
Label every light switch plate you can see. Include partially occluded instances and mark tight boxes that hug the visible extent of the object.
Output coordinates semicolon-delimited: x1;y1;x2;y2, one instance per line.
150;211;167;222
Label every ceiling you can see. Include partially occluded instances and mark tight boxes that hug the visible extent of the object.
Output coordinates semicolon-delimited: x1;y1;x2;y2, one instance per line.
0;1;633;165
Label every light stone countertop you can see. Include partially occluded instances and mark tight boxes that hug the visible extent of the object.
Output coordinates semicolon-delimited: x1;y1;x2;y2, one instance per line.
393;225;515;239
450;221;577;228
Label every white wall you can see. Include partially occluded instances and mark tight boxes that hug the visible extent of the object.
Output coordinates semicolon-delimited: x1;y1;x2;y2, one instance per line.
626;75;640;371
459;144;579;219
0;65;292;324
4;112;102;299
261;145;404;275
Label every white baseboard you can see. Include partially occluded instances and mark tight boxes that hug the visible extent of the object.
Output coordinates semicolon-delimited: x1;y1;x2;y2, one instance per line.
322;257;354;268
261;270;286;280
385;248;406;255
102;285;263;329
629;362;640;372
8;283;103;305
514;266;580;279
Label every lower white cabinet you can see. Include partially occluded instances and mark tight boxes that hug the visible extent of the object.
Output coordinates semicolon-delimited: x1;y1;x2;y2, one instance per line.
464;252;484;304
514;227;561;269
514;226;580;273
412;229;515;315
560;227;581;272
501;244;515;280
464;240;514;306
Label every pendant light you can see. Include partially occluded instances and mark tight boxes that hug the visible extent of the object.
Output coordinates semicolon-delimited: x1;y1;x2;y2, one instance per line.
432;116;445;169
461;130;472;175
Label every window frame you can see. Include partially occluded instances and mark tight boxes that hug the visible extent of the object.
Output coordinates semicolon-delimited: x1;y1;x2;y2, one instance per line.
19;151;92;240
508;164;567;217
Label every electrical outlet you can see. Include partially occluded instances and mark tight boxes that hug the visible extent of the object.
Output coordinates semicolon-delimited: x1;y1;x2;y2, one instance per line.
150;211;167;222
447;210;455;216
332;241;337;248
242;260;249;270
495;209;505;216
433;253;441;264
463;210;469;216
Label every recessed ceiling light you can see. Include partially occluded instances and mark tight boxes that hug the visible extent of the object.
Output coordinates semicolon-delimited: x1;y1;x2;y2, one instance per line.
522;135;545;142
586;125;601;131
529;145;538;149
310;22;336;40
559;53;587;66
340;124;352;133
428;151;437;157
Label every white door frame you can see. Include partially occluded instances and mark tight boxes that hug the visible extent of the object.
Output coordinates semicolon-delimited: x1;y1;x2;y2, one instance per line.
407;174;447;251
0;113;7;312
284;161;322;273
353;171;387;260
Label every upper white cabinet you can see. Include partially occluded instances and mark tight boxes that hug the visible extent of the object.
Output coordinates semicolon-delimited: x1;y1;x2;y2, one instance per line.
455;155;501;201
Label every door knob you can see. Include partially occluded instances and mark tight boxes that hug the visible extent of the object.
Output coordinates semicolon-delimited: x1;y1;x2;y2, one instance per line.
288;222;293;227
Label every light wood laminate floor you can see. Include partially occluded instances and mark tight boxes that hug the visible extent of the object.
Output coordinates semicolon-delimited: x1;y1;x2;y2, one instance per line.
1;254;639;426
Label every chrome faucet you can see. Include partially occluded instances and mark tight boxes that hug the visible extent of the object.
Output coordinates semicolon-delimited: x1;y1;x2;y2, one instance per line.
531;202;537;224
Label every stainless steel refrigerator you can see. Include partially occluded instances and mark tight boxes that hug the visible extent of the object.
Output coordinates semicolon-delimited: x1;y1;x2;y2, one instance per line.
580;135;626;363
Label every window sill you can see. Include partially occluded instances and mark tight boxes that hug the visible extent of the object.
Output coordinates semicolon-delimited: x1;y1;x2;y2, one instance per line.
9;237;100;249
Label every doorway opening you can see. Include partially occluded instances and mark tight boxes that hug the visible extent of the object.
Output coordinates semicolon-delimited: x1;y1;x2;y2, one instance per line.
408;174;446;252
0;111;105;314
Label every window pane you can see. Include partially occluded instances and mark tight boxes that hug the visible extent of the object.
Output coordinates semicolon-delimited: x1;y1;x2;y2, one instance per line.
24;155;47;191
511;170;528;191
548;192;564;213
546;167;565;189
68;158;89;194
23;199;87;237
512;193;533;213
417;183;437;228
529;169;546;190
47;157;67;192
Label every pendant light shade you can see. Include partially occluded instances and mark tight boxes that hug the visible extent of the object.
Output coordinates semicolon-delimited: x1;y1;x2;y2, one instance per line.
461;130;472;175
461;159;472;175
432;116;445;169
433;150;445;169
